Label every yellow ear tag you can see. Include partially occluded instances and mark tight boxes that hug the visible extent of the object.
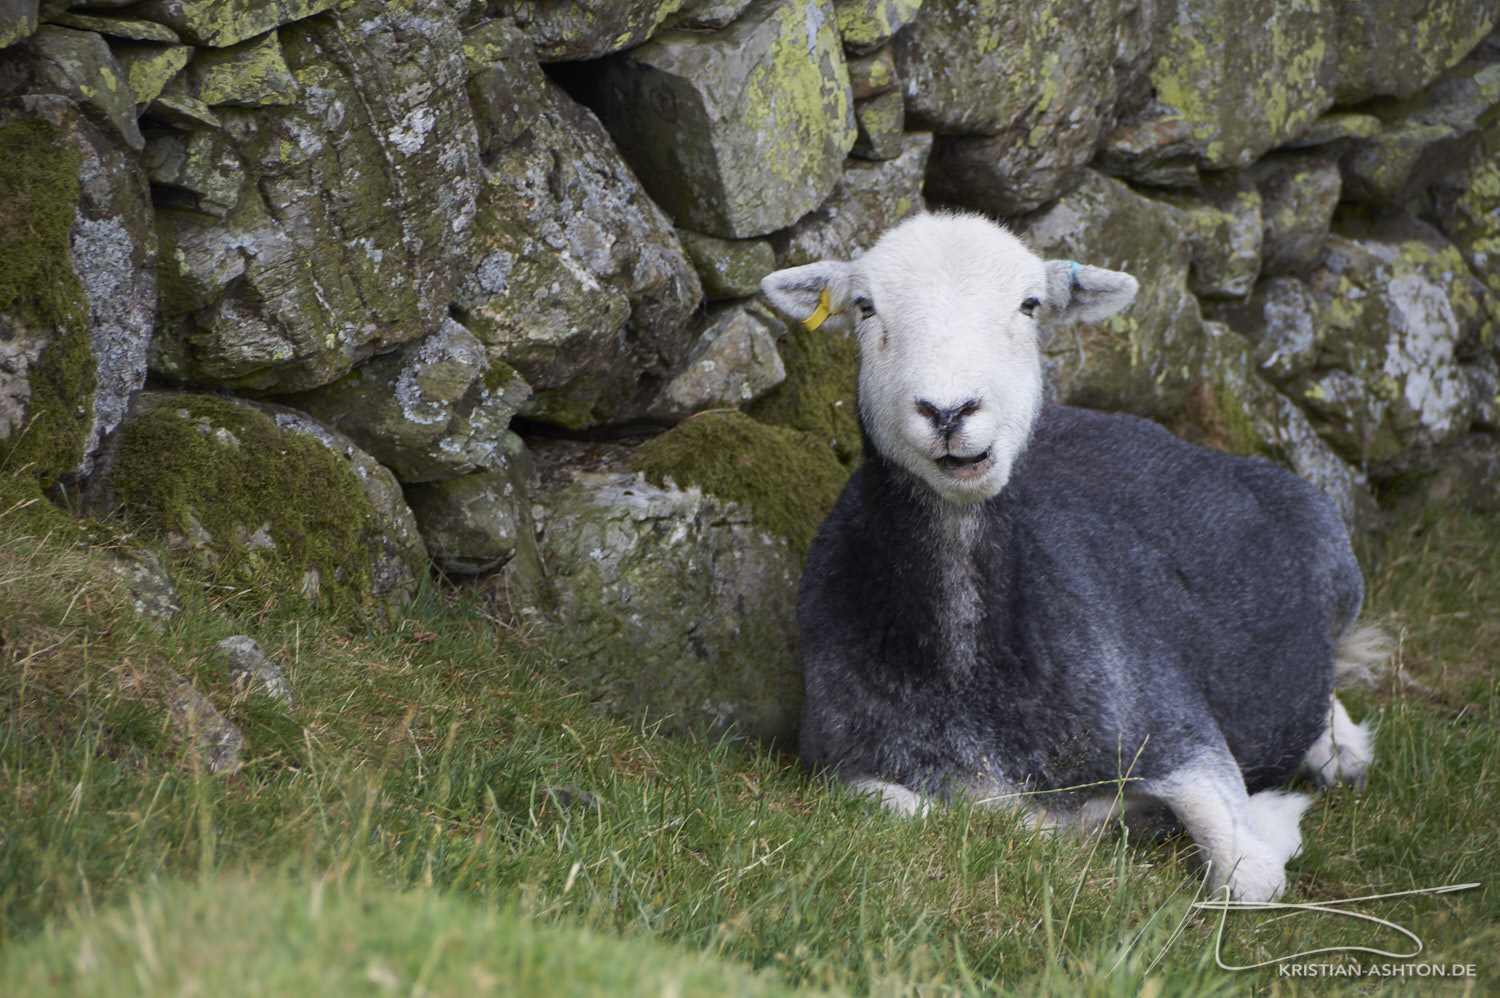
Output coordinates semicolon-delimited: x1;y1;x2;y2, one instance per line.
802;287;834;331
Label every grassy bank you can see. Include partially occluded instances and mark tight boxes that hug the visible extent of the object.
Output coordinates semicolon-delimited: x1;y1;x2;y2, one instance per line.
0;496;1495;996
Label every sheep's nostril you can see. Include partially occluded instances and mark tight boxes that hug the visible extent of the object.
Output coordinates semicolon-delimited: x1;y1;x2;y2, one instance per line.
915;399;981;437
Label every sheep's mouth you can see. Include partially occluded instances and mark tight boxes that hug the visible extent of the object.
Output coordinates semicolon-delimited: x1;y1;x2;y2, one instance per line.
936;450;992;479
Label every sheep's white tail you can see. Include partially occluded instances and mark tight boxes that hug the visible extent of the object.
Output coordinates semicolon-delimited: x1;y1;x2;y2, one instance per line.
1333;622;1394;689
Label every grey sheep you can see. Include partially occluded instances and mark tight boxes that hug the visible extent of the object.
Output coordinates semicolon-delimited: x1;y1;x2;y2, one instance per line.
761;212;1385;902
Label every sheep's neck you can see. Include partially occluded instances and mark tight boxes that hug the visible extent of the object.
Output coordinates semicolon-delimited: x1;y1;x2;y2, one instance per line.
928;499;986;680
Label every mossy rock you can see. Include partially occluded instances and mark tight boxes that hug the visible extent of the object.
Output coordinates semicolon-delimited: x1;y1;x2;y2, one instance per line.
631;410;849;559
109;393;427;622
0;114;95;493
746;323;862;466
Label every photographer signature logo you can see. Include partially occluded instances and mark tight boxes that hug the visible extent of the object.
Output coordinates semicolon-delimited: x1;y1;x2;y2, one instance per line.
1115;880;1482;975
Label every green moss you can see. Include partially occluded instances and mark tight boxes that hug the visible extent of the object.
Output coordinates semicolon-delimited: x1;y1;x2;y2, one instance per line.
631;411;847;559
747;325;862;465
0;117;95;491
110;396;380;615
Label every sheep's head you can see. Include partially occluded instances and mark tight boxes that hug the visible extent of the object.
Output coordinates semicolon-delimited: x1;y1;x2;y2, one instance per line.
762;213;1138;503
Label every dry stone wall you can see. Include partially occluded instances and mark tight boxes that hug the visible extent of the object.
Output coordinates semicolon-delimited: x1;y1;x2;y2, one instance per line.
4;0;1500;738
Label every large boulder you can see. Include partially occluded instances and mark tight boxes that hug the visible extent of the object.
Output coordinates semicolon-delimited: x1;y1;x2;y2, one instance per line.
1335;0;1500;102
1337;57;1500;206
0;98;154;487
1253;153;1342;276
507;0;755;61
403;432;540;576
587;0;856;239
281;318;532;484
1180;323;1376;530
1148;0;1338;168
646;302;788;422
1019;171;1203;419
458;42;702;430
1433;112;1500;303
499;417;843;742
899;0;1154;214
128;0;342;48
19;25;145;150
1146;170;1262;299
106;392;428;620
768;131;932;267
151;0;479;393
1291;215;1493;467
1;1;38;48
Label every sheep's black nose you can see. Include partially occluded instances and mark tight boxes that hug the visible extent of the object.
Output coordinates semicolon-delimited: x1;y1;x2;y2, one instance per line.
915;399;981;439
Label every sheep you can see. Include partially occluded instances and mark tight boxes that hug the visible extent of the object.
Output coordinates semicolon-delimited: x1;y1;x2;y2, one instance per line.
760;212;1385;903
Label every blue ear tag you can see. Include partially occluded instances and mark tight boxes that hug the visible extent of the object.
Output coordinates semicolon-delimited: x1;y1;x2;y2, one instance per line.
1068;261;1081;287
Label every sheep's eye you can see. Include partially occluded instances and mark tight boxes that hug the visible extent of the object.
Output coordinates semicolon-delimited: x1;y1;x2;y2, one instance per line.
1020;297;1040;317
855;297;876;319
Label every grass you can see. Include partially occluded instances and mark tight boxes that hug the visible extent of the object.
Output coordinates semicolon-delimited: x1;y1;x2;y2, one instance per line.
0;496;1496;996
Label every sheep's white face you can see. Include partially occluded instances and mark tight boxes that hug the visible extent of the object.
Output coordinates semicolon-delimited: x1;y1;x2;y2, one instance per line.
762;213;1138;504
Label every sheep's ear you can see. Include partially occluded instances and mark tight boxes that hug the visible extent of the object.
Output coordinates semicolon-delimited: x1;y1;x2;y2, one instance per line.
1044;259;1139;323
760;261;861;332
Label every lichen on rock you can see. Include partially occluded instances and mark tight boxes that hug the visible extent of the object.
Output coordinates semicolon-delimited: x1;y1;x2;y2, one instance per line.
589;0;856;239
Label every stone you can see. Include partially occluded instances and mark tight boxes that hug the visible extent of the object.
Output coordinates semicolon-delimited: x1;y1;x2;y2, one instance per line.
769;131;931;267
747;323;862;465
506;0;692;62
164;672;244;774
111;42;193;107
216;635;294;704
108;392;429;621
1397;435;1500;513
1180;322;1375;530
1280;111;1382;149
188;29;299;107
0;98;154;485
668;1;758;30
1018;170;1203;420
1148;0;1338;168
900;0;1154;214
1209;275;1323;387
150;0;479;393
851;88;904;160
146;75;220;128
1254;154;1342;275
1092;100;1200;189
499;424;836;742
676;229;777;301
145;126;245;217
104;546;181;622
1291;214;1492;467
49;13;180;43
1433;114;1500;303
1335;0;1500;102
1148;170;1262;299
647;302;788;422
458;75;701;430
130;0;342;48
846;46;897;97
24;25;144;151
462;17;549;156
834;0;923;55
589;0;856;239
403;432;539;576
1;0;39;48
1338;59;1500;205
281;318;533;484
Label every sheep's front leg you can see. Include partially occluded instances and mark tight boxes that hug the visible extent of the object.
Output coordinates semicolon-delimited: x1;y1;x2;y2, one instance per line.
844;773;930;817
1145;751;1311;902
